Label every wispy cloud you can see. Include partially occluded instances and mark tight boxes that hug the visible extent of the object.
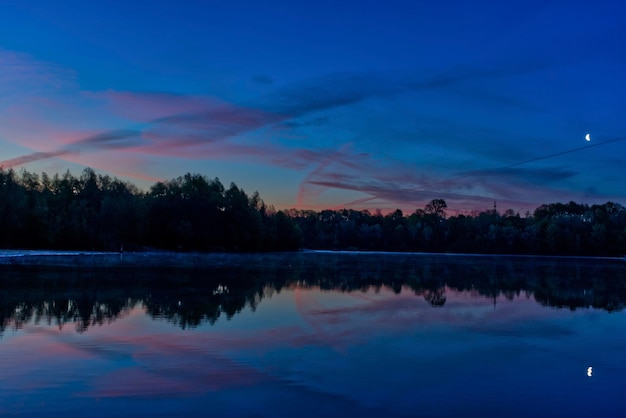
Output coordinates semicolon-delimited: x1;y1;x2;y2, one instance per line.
0;129;142;168
0;48;586;156
0;49;76;96
301;157;606;213
2;33;624;211
461;167;578;184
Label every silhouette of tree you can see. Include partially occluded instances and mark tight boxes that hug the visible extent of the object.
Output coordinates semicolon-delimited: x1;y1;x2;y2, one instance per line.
424;198;448;219
0;167;625;256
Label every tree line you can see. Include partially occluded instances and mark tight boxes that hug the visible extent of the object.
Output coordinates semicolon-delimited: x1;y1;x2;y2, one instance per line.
1;167;625;256
0;168;301;251
289;198;626;256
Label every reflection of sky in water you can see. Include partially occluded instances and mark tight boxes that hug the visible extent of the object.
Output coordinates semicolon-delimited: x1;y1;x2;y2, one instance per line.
1;286;625;417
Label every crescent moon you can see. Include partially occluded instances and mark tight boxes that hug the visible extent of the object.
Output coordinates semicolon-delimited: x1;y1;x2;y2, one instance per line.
585;133;591;141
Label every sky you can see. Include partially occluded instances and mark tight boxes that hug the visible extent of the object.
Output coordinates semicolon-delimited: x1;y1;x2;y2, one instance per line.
1;0;625;214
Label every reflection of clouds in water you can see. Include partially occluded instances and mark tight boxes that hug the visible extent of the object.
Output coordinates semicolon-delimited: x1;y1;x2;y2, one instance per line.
2;287;539;395
2;281;626;417
292;286;560;347
1;252;626;342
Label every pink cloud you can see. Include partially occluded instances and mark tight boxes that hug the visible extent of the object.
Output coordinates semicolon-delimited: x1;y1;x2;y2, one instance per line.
296;143;365;207
297;158;606;213
3;71;418;208
0;89;290;177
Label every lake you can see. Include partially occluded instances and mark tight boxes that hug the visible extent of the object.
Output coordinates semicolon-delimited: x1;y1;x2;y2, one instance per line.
1;251;625;417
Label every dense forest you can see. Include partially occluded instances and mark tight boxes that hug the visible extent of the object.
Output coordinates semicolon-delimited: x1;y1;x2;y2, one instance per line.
0;168;301;252
0;167;625;256
290;198;626;256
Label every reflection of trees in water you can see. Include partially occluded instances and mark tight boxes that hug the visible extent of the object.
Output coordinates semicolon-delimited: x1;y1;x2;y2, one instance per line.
1;254;625;334
0;269;140;333
1;291;137;333
0;266;293;334
141;281;286;329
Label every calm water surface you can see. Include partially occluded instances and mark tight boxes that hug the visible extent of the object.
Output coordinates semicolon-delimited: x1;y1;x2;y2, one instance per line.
0;252;625;417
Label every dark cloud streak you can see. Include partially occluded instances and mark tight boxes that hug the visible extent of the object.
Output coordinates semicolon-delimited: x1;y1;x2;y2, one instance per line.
4;30;621;206
0;129;142;168
460;167;578;183
0;150;70;168
73;129;143;149
2;45;594;171
339;136;626;209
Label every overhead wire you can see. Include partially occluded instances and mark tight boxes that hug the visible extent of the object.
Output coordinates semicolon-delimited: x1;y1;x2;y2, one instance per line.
339;135;626;209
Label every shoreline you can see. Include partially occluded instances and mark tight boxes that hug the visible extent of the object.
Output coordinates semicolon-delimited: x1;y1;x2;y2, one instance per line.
0;248;622;270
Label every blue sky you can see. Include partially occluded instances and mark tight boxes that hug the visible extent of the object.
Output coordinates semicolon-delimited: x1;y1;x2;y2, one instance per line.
1;0;625;213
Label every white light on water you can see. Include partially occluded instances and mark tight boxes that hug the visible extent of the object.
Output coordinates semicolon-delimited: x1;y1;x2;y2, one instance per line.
587;366;593;377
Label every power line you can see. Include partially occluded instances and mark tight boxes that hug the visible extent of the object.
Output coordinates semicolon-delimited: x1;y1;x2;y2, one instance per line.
340;135;626;208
